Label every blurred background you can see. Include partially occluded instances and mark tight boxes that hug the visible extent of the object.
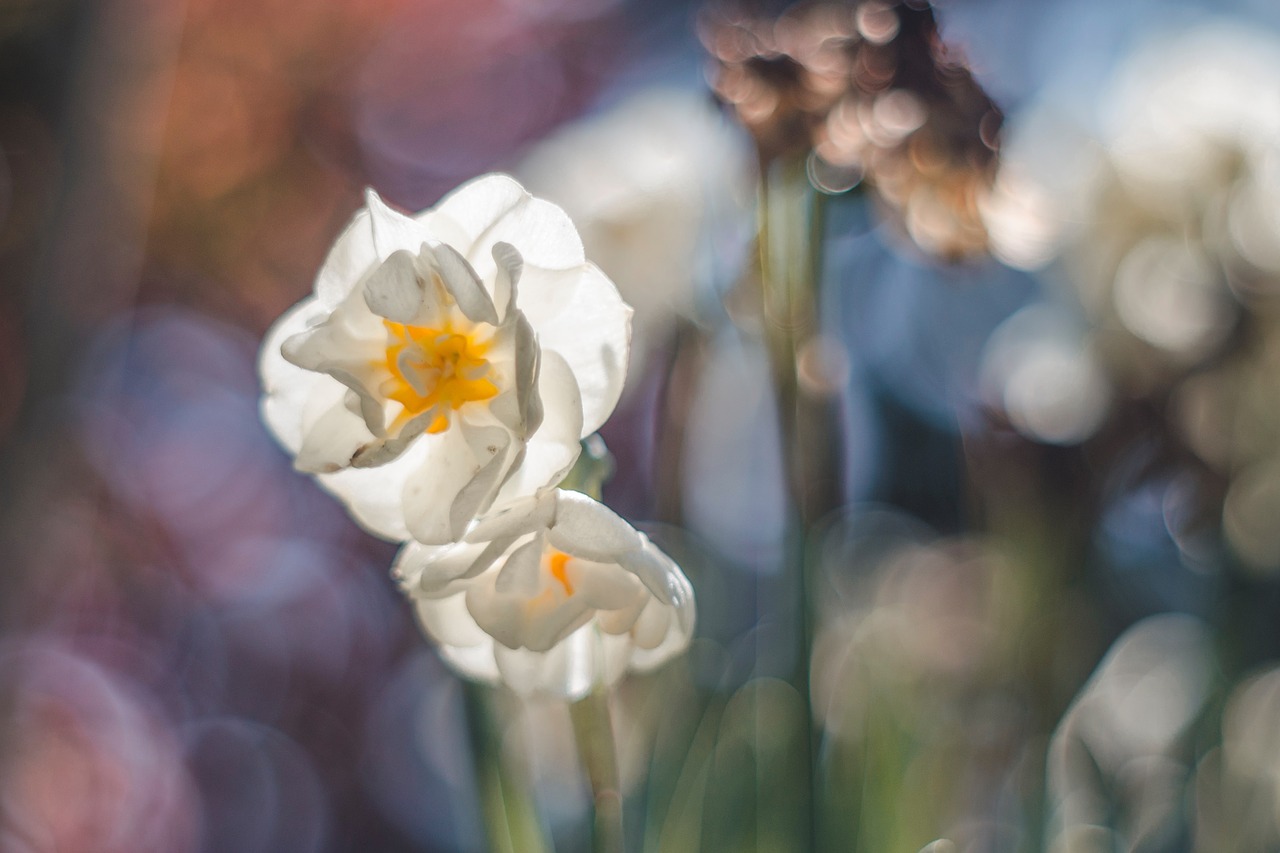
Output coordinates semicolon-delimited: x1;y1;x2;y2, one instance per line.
4;0;1280;850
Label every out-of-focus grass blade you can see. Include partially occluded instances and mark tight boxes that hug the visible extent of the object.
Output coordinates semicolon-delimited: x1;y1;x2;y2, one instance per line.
645;688;723;853
463;682;550;853
700;677;810;853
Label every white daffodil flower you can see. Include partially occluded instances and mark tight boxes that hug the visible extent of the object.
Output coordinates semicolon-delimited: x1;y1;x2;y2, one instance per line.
393;489;695;699
259;175;632;544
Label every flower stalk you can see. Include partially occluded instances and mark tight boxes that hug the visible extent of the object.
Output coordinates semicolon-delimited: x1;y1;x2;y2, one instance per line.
463;683;551;853
559;435;615;502
759;157;839;531
757;154;841;851
569;687;624;853
563;438;624;853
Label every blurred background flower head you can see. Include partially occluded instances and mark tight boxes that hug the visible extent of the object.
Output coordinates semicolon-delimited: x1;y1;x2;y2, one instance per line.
701;0;1003;257
515;87;754;377
985;22;1280;578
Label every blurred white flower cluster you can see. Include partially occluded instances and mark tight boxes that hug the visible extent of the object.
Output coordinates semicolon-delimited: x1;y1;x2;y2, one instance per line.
1046;615;1213;852
1047;617;1280;852
982;25;1280;572
987;25;1280;371
260;175;695;698
985;25;1280;378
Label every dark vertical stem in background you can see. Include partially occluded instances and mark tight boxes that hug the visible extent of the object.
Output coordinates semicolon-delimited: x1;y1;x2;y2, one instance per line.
758;154;843;852
652;320;706;526
760;157;842;530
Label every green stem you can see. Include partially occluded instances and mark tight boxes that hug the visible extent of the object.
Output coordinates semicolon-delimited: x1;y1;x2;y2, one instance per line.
761;158;838;530
758;155;837;851
462;683;550;853
570;688;625;853
561;435;614;501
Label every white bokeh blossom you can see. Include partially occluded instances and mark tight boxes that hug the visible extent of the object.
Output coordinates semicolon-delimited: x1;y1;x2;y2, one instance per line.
515;88;753;373
259;175;631;544
393;489;695;699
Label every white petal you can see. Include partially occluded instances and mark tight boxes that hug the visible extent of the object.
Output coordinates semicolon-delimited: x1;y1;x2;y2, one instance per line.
461;537;525;588
259;296;330;453
415;592;491;649
400;425;500;546
330;366;388;438
494;626;631;699
493;628;598;699
617;537;684;605
318;435;431;541
493;533;545;596
428;242;498;326
288;282;388;366
394;538;515;598
438;642;500;685
517;263;631;434
491;642;558;697
489;350;582;505
363;249;425;323
427;174;525;241
598;631;634;688
349;408;435;468
512;312;543;437
366;188;429;261
631;569;695;671
464;580;526;650
570;561;647;611
484;312;542;439
392;540;452;589
294;400;372;473
465;493;556;543
315;208;378;308
522;600;594;654
425;174;585;276
630;597;673;650
596;592;648;636
449;424;516;534
630;600;695;673
672;572;696;637
280;293;388;434
467;560;593;655
514;314;543;437
547;490;643;562
491;241;523;319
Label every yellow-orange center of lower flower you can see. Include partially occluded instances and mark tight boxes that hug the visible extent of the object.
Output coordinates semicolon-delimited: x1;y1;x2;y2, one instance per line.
380;320;498;433
548;550;575;596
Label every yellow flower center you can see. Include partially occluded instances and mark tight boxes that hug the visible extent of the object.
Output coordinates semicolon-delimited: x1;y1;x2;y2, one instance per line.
548;550;575;596
379;320;498;433
524;550;576;614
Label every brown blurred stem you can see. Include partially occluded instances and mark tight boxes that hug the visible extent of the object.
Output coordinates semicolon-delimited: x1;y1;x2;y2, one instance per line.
759;156;840;532
570;688;625;853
